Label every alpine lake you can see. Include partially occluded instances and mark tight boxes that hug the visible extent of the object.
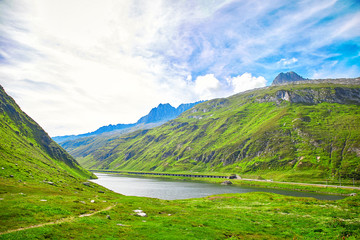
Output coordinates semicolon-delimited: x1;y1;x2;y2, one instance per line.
91;172;344;200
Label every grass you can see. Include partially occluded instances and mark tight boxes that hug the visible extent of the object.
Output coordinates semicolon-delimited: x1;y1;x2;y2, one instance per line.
68;83;360;182
2;81;360;239
1;182;360;239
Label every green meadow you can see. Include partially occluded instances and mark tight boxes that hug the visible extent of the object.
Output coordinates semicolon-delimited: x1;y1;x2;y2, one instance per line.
1;176;360;240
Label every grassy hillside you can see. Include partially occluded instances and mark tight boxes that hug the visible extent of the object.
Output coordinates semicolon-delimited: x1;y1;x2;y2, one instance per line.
1;84;360;239
0;85;94;182
74;80;360;182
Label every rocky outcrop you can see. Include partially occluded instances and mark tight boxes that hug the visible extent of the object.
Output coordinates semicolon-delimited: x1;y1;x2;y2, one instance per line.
272;71;305;85
257;87;360;105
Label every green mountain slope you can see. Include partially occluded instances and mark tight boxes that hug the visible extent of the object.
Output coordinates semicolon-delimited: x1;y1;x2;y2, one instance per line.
76;79;360;181
0;85;94;181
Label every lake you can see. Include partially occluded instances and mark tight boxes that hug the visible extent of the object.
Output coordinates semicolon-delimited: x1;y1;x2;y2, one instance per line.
91;173;344;200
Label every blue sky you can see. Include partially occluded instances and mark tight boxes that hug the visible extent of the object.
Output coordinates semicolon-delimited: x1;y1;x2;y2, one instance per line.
0;0;359;136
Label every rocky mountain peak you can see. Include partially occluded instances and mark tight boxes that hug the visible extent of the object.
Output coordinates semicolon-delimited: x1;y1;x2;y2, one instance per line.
272;71;305;85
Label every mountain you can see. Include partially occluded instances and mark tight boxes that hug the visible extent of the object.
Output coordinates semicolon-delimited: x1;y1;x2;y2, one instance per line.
53;123;137;143
75;77;360;181
137;103;201;124
58;101;203;160
53;101;202;143
272;71;305;85
0;85;94;181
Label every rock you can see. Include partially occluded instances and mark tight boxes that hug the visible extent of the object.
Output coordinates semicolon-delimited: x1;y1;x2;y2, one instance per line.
221;180;233;185
9;175;14;178
349;193;357;196
80;201;86;204
106;215;111;220
134;209;147;217
82;182;90;186
40;199;47;202
98;190;105;193
272;71;305;85
47;181;55;185
90;200;95;203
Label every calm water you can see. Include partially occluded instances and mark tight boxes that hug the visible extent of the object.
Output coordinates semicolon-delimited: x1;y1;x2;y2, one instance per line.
91;173;344;201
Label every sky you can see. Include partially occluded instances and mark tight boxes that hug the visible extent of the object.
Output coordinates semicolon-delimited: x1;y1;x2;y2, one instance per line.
0;0;359;137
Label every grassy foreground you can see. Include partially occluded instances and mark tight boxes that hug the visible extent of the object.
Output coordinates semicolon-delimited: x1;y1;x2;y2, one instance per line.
1;177;360;239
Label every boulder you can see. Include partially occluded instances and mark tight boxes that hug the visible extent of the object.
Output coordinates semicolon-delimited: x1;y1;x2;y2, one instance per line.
221;180;233;185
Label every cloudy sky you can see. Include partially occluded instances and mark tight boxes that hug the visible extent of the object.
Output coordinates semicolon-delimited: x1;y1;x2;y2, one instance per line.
1;0;359;136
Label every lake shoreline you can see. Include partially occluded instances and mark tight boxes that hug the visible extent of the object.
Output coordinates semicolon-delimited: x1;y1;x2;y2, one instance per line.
91;172;346;200
90;169;360;197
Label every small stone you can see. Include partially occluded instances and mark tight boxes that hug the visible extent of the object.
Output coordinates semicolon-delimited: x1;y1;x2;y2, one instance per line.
106;215;111;220
0;198;4;200
98;190;105;193
1;167;4;170
47;181;55;185
80;201;86;204
168;214;172;216
350;193;357;196
40;199;47;202
82;182;90;186
221;180;233;185
134;209;147;217
90;200;95;203
9;175;14;178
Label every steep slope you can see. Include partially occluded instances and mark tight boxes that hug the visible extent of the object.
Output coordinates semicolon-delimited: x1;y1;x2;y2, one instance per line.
77;78;360;181
60;122;164;160
53;101;202;143
0;85;94;182
272;71;305;85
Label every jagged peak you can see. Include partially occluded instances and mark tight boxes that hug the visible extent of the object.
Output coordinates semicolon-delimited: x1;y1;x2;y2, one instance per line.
272;71;305;85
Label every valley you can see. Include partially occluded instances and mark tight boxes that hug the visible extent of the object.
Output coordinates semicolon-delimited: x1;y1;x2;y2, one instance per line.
60;77;360;185
1;75;360;239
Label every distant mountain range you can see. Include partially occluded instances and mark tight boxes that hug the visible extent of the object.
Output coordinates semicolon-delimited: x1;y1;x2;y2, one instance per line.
53;101;203;143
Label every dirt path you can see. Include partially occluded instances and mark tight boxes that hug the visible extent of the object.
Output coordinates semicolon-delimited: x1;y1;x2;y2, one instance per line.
0;205;115;235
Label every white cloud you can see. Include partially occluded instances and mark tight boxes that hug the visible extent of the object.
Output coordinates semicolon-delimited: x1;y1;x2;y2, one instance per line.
186;72;267;101
0;0;359;136
228;73;267;93
193;74;222;100
277;58;298;66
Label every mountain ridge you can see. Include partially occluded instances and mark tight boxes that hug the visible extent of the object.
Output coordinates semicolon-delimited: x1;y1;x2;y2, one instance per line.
53;101;203;143
73;77;360;182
